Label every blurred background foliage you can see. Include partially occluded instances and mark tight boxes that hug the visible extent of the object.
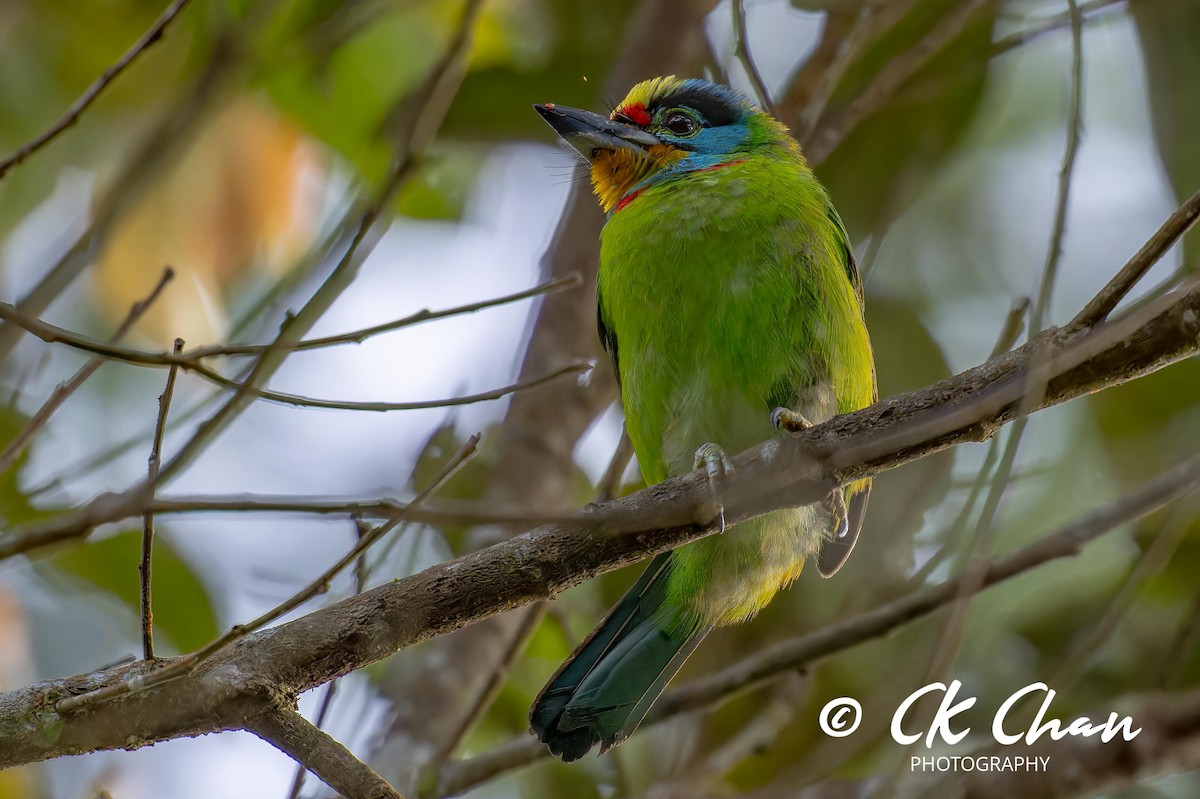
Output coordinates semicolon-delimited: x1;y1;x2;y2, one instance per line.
0;0;1197;798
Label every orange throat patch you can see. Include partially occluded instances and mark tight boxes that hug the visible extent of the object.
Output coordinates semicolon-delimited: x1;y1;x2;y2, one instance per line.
589;144;684;214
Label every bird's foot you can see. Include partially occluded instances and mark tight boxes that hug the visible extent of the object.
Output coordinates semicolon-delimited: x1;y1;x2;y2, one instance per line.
772;407;848;539
823;489;850;540
771;407;814;433
693;442;733;533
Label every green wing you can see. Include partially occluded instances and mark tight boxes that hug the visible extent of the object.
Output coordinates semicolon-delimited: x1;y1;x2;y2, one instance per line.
597;283;620;387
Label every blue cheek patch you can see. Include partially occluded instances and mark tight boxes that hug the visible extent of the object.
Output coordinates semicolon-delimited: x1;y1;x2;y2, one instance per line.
633;125;751;192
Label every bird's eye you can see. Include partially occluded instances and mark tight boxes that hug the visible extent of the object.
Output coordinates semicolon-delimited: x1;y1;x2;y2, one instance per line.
663;111;698;137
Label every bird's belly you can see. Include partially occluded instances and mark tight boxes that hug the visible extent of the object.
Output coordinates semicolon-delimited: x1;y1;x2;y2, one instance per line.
667;505;825;627
621;357;833;629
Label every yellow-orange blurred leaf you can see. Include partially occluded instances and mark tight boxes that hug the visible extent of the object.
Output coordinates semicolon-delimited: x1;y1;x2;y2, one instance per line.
93;97;324;346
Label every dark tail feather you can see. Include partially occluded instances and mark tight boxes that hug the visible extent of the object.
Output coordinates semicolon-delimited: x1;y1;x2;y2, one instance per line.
530;553;710;761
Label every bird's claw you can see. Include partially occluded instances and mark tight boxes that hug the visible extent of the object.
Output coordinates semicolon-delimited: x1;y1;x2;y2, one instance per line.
693;443;733;533
823;488;849;539
771;408;845;538
771;407;814;433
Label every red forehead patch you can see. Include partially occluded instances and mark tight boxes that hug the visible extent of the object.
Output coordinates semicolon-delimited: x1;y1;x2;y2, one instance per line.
614;102;651;127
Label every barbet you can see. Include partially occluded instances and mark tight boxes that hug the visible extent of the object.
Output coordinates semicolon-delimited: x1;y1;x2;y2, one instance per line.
530;77;876;761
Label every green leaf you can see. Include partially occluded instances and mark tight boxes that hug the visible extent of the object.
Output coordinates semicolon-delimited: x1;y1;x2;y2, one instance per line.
47;528;218;653
394;148;485;220
0;406;58;529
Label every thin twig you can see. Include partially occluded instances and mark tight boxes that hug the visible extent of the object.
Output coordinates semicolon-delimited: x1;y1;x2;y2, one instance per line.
428;419;634;787
807;0;991;166
20;210;362;499
1068;185;1200;331
989;297;1031;358
0;0;197;180
426;603;548;788
884;28;1085;781
595;427;634;503
796;4;907;142
0;303;589;411
5;272;1198;570
150;0;486;488
284;683;337;799
1;272;1197;767
1032;0;1086;338
0;17;253;359
214;361;590;413
992;0;1126;57
140;338;183;661
0;268;175;475
248;708;404;799
146;494;566;525
910;296;1033;584
730;0;773;113
1157;585;1200;689
187;273;583;359
285;517;371;799
57;435;479;715
1051;503;1193;689
0;280;582;369
435;453;1200;796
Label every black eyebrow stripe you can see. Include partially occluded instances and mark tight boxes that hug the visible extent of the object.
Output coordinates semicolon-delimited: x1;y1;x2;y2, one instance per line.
653;88;740;127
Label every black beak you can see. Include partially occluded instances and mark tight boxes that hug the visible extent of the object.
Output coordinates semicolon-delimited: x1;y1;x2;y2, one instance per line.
534;103;660;162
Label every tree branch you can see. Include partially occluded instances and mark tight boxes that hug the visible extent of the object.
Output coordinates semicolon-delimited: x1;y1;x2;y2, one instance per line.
434;451;1200;795
806;0;992;166
247;708;404;799
0;0;197;180
0;262;1195;768
140;337;183;661
1067;185;1200;332
185;273;582;359
0;267;174;475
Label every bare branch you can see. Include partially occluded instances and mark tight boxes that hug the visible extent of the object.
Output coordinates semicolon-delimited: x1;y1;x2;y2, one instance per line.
0;267;174;475
731;0;773;113
248;708;404;799
56;436;479;714
147;0;485;487
186;273;583;359
1;267;1196;768
595;428;635;503
423;603;548;783
989;297;1031;358
0;0;197;181
1068;185;1200;331
807;0;992;166
435;452;1200;795
1050;503;1193;689
140;337;184;661
0;25;247;358
0;303;589;412
145;494;564;526
286;518;373;799
992;0;1127;57
911;8;1087;729
789;2;920;143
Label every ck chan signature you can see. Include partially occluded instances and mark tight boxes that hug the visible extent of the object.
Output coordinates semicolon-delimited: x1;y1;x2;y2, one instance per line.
819;680;1141;748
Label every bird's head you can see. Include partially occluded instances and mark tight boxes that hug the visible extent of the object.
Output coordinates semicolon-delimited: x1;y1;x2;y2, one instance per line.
535;76;795;213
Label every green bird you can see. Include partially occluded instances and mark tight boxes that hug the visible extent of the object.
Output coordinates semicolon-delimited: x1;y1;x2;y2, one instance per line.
530;76;876;761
